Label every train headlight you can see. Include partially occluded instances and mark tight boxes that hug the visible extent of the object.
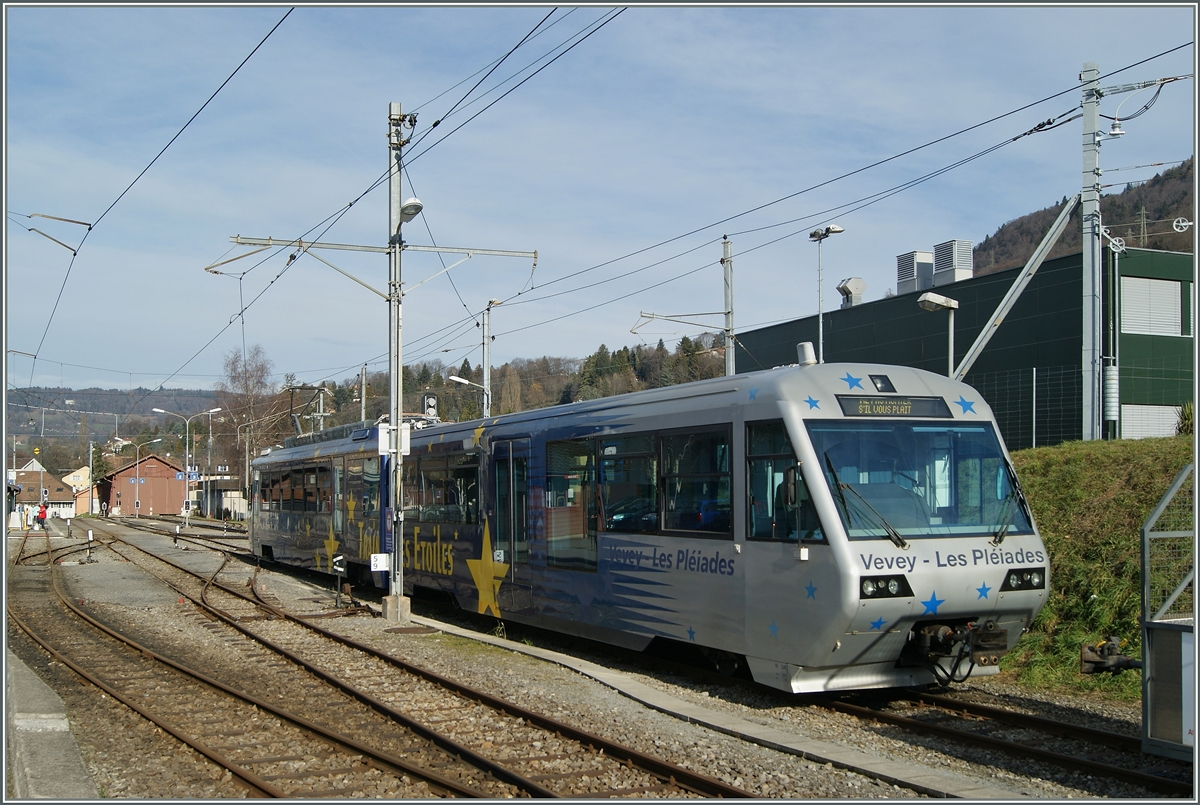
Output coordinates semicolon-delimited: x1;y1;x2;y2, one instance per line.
859;575;913;600
1000;567;1047;591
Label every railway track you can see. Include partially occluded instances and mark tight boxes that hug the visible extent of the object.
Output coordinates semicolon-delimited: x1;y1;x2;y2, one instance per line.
41;520;751;798
831;691;1193;797
411;594;1194;799
8;531;516;798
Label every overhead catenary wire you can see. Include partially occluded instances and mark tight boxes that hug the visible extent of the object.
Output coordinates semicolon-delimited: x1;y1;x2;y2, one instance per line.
22;9;294;390
12;40;1191;396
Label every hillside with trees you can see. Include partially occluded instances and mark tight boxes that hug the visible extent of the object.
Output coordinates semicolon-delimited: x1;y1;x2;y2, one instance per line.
974;157;1193;275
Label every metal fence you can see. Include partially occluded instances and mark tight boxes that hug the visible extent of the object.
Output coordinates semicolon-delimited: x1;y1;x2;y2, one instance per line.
1143;464;1194;624
1140;463;1194;760
965;365;1082;451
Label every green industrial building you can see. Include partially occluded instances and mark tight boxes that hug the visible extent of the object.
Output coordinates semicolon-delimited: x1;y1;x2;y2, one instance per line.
734;247;1193;450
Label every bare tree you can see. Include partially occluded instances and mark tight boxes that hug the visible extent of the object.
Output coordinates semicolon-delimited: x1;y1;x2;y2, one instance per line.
214;345;288;491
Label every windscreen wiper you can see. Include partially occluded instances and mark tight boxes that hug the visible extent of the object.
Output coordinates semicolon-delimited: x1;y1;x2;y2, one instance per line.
992;492;1016;546
825;452;908;549
824;452;852;526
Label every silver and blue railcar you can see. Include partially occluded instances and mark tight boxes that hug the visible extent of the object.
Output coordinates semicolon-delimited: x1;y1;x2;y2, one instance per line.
251;360;1047;693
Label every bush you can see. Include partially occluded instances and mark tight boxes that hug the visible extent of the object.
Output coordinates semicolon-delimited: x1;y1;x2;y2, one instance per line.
1176;400;1192;436
1005;434;1193;697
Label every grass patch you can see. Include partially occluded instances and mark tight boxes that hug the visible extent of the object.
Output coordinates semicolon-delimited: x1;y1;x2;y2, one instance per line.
1002;434;1193;699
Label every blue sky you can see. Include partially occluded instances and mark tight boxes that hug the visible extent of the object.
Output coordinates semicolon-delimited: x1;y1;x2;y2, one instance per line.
5;5;1196;394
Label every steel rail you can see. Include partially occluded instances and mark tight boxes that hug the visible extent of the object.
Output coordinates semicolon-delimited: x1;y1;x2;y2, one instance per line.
17;528;494;799
90;525;555;798
98;521;751;798
831;698;1191;797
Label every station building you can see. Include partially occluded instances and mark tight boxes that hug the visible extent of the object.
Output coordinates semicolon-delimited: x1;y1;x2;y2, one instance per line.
734;245;1193;450
94;453;187;517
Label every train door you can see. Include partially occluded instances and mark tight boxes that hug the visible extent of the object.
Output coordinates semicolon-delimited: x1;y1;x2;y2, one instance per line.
493;438;533;612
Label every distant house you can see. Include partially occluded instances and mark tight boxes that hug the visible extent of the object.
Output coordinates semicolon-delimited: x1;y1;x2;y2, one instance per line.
63;465;91;493
10;470;74;520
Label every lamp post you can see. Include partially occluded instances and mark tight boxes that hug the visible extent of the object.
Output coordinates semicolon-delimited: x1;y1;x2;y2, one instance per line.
449;375;491;418
808;224;844;364
918;292;960;377
133;438;163;518
153;407;221;524
387;101;424;622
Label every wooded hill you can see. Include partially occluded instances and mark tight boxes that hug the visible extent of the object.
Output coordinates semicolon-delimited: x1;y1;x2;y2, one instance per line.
974;157;1193;276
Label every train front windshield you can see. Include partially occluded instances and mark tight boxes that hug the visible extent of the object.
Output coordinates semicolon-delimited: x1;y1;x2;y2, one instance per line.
805;421;1033;540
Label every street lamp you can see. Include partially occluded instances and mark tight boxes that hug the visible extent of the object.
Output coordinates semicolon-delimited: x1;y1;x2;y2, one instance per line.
153;407;221;524
386;100;423;622
808;225;844;364
918;292;960;377
133;438;163;518
449;375;491;418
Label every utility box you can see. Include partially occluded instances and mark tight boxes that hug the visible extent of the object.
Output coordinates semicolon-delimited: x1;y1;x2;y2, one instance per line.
1141;463;1194;761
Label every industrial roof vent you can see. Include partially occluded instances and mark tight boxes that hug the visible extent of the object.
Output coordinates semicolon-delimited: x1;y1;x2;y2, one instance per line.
837;277;867;308
933;239;973;286
896;251;933;295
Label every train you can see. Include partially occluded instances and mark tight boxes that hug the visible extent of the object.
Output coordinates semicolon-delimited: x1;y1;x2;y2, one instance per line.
249;353;1048;693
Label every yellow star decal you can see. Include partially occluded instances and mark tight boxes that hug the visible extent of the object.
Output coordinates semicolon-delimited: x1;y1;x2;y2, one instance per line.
471;422;486;448
323;520;340;569
466;520;508;617
346;498;356;524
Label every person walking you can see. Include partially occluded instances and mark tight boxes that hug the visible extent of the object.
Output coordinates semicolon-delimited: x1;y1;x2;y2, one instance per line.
36;503;48;531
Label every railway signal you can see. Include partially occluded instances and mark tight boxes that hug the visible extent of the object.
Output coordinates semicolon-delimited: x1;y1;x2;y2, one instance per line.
333;554;346;607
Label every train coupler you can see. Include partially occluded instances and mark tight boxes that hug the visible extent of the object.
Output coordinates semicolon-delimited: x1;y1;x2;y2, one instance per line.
904;620;1009;668
1080;636;1143;675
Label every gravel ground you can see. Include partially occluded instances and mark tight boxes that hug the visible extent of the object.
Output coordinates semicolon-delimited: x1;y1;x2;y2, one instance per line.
7;552;1166;800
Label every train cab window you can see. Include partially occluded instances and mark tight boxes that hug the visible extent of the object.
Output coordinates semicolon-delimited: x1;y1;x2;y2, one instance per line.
746;420;823;542
661;428;731;536
806;422;1034;539
599;435;657;534
546;439;597;570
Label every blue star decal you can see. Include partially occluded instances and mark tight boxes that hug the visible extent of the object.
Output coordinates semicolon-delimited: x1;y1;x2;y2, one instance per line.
841;372;864;390
804;395;820;409
769;621;779;638
954;395;977;414
806;582;817;599
922;591;946;615
870;617;887;631
977;582;992;600
687;626;696;641
748;388;758;401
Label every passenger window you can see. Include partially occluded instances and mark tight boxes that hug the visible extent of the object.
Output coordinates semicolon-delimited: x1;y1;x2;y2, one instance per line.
746;420;823;542
599;436;657;533
546;439;596;570
662;429;731;536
